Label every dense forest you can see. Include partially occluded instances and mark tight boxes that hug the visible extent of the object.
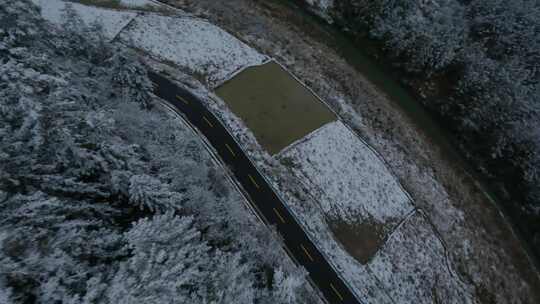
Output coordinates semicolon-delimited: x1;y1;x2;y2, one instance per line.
315;0;540;257
0;1;315;302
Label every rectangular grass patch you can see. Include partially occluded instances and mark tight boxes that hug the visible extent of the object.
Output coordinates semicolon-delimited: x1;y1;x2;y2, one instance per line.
215;62;336;155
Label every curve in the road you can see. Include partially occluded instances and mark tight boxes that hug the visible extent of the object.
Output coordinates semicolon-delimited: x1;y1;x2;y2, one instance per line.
149;71;362;304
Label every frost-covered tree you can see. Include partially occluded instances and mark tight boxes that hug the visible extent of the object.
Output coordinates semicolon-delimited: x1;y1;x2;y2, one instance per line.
271;268;307;304
371;0;466;73
110;51;154;109
108;213;257;303
128;174;183;212
334;0;466;74
0;1;312;303
107;213;210;304
0;192;127;303
468;0;540;78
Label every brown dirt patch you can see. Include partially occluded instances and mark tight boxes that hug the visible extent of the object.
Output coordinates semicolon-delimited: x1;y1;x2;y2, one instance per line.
329;219;386;265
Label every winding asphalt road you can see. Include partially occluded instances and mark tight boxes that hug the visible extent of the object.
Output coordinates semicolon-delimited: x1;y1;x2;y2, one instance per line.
149;72;362;304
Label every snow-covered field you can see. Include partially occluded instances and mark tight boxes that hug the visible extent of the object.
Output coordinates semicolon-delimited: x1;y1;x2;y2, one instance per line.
33;0;265;87
121;8;473;300
280;121;413;227
119;15;267;87
31;0;137;40
370;211;474;303
283;189;474;303
276;120;473;303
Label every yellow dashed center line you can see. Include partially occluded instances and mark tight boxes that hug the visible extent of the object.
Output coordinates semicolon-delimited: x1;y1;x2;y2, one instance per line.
300;244;314;262
248;174;260;189
273;208;286;224
156;77;350;304
330;283;344;301
225;143;236;157
203;116;213;128
176;95;189;105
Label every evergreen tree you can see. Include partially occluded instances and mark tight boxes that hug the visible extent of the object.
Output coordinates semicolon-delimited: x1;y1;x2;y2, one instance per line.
0;2;311;303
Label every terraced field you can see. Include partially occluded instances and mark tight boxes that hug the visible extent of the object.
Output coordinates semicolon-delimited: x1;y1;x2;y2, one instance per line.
216;61;336;155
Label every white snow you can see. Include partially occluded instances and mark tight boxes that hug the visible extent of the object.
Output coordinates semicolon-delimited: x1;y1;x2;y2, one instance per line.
280;121;413;226
278;188;396;304
369;211;475;303
31;0;137;40
274;119;475;303
119;15;267;87
119;0;157;7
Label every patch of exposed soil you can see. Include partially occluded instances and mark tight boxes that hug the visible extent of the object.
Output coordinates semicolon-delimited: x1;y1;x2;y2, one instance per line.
329;219;385;265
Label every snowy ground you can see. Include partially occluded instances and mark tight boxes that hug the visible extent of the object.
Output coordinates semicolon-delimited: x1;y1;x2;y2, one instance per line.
370;211;474;303
31;0;137;40
280;121;413;227
118;14;267;87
